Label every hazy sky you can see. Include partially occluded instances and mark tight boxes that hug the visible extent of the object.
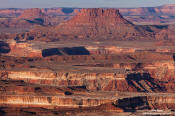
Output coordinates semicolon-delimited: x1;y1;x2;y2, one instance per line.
1;0;175;8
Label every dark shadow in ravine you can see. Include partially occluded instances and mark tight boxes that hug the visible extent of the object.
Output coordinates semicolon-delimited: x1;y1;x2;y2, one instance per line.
0;41;10;54
25;18;44;25
42;48;62;57
126;73;166;92
68;85;87;90
62;8;74;14
115;96;150;112
42;47;90;57
173;53;175;61
0;107;6;116
62;47;90;55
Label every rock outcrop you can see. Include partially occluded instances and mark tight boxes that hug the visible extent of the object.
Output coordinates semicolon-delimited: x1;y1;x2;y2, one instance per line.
0;68;169;92
156;25;175;40
0;8;65;30
54;8;153;40
18;8;45;19
0;40;175;115
119;4;175;25
2;4;175;30
116;95;175;112
0;8;23;17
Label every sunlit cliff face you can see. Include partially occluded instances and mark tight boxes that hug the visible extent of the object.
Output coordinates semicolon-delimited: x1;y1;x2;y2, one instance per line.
1;5;175;115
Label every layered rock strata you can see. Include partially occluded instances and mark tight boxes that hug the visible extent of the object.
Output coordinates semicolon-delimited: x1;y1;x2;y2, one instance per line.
54;8;153;40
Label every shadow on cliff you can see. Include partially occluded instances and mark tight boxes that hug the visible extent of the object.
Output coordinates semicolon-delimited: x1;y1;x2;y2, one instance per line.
0;107;6;116
0;41;10;54
173;53;175;61
42;47;90;57
62;47;90;55
115;96;150;112
42;48;62;57
126;73;166;92
25;18;44;25
62;8;74;14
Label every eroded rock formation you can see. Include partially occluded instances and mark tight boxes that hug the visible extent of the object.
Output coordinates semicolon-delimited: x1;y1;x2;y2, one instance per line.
1;6;175;116
54;8;153;40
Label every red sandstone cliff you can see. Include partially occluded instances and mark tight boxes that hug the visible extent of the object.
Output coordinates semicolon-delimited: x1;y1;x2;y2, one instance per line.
0;8;79;18
0;8;23;17
0;8;65;30
155;25;175;44
2;4;175;27
120;4;175;16
53;8;153;40
119;4;175;24
18;8;45;19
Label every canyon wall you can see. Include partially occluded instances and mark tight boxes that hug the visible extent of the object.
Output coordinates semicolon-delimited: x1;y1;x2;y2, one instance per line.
116;95;175;111
0;95;113;108
1;60;174;92
53;8;152;40
2;4;175;27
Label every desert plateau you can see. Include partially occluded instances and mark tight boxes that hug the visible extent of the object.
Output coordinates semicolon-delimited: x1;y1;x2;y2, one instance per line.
1;2;175;116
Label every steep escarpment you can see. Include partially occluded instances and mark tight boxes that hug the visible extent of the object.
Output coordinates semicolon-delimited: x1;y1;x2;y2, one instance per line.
11;8;49;27
16;8;59;26
115;95;175;112
0;8;48;29
0;8;23;17
119;4;175;25
0;70;169;92
1;6;175;116
0;80;124;114
120;4;175;16
18;8;45;20
0;8;79;18
3;4;175;32
0;8;65;31
155;25;175;44
0;51;174;92
7;8;175;41
0;43;175;115
53;8;153;40
17;8;155;41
